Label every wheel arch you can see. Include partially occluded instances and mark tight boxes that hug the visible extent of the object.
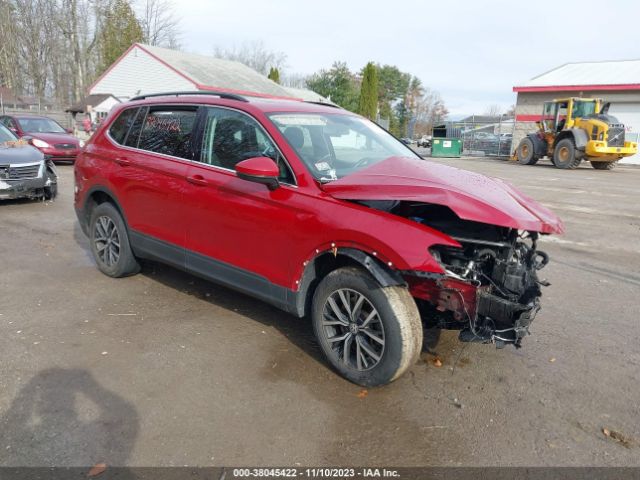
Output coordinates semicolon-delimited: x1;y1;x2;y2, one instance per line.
291;248;406;318
80;185;128;236
525;133;547;156
556;128;589;151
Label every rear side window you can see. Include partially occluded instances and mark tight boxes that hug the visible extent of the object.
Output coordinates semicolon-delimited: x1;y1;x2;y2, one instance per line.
124;107;147;148
108;108;138;144
137;107;198;160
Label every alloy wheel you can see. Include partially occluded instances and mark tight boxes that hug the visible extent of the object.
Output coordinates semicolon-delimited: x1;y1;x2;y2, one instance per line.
321;288;385;371
94;216;121;267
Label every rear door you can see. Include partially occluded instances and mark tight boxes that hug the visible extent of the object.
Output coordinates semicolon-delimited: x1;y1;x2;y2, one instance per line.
183;106;299;305
107;105;198;267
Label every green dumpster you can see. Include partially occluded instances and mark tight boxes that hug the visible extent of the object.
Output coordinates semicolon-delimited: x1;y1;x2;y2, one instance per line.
431;137;462;158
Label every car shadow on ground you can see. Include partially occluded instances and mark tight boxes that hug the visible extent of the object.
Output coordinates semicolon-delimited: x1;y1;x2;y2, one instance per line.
0;368;139;468
140;259;327;365
71;225;450;376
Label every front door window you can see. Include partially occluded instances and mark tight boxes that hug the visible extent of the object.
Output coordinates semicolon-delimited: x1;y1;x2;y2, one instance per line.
199;108;295;184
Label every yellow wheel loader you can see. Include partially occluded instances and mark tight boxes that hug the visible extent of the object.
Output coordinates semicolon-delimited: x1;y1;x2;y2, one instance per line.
515;98;638;170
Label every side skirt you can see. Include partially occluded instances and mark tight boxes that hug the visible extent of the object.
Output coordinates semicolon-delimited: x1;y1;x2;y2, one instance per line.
129;230;297;315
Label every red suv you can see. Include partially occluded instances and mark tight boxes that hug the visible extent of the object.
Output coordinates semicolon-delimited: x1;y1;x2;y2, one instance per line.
74;92;563;386
0;114;82;162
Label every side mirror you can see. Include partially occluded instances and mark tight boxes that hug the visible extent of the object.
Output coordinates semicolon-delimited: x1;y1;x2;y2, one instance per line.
235;157;280;190
65;128;73;134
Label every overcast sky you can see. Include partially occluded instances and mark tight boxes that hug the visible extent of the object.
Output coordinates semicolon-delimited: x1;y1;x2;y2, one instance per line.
180;0;640;117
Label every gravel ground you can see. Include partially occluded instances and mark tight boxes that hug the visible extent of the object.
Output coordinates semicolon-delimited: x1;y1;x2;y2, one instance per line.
0;157;639;467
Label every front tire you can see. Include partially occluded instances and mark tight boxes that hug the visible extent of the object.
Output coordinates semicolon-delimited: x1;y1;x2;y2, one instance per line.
591;161;616;170
89;202;140;278
516;137;538;165
553;138;582;169
311;267;422;387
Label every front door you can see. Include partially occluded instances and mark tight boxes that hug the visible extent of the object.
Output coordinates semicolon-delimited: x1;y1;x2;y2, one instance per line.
183;106;300;306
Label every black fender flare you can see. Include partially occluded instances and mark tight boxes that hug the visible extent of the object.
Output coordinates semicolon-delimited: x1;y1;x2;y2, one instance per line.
526;134;547;157
290;247;406;318
556;129;589;151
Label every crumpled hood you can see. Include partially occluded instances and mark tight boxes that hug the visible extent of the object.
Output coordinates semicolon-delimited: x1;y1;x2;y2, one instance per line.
322;157;564;234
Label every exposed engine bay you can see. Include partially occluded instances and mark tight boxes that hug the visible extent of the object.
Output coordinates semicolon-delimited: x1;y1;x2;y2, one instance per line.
359;200;551;348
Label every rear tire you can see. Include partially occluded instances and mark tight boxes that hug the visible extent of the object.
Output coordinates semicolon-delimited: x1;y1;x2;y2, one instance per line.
591;161;616;170
311;266;422;387
516;137;538;165
553;138;582;169
89;202;140;278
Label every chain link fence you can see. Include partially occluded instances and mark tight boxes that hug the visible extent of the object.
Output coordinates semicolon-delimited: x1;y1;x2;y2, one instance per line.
433;116;515;157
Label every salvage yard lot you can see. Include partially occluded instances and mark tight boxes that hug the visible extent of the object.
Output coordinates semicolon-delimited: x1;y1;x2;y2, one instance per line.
1;158;639;466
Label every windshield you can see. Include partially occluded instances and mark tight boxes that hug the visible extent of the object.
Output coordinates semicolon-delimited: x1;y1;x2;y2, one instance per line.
18;117;66;134
268;113;418;181
572;101;597;119
0;124;18;143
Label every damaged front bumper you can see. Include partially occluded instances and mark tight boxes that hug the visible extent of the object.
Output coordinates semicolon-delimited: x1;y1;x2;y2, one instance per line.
0;160;54;200
0;177;47;200
404;232;549;348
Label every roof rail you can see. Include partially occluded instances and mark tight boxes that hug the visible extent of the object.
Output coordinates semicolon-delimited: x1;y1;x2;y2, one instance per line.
303;100;341;109
130;91;249;102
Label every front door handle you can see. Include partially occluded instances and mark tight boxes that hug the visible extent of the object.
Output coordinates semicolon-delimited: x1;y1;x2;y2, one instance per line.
186;175;209;186
114;157;131;167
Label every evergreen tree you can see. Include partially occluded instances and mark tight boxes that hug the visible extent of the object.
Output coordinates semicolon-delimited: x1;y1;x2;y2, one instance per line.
306;62;359;112
99;0;143;73
267;67;280;84
357;62;378;120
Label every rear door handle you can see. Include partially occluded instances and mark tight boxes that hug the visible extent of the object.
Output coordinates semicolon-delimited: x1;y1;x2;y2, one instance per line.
114;157;131;167
186;175;209;186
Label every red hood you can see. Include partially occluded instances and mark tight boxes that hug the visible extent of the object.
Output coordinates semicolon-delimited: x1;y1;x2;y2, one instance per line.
26;132;79;146
322;157;564;234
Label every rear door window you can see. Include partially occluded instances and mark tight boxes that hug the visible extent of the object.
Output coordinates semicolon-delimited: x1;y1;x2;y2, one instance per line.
108;108;139;145
124;107;148;149
137;107;198;160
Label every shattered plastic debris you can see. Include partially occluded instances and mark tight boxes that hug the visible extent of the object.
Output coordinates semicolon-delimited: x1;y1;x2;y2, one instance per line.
602;428;634;448
88;462;107;477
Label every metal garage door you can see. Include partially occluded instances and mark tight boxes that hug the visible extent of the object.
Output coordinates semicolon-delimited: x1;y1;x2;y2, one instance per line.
609;103;640;164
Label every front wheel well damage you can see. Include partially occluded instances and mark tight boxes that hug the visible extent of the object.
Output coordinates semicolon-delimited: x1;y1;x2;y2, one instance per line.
294;248;405;318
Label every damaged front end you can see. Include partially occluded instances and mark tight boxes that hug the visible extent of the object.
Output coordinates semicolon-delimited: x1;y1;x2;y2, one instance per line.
405;216;549;347
365;202;552;349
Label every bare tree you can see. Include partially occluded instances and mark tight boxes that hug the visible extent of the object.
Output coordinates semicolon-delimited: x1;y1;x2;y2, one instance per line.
484;104;502;117
505;104;516;117
8;0;58;100
137;0;181;48
413;89;448;136
1;0;111;106
213;40;287;76
0;0;22;91
280;72;307;89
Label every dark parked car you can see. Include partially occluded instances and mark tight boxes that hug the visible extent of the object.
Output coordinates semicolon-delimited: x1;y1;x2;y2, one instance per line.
0;124;57;200
74;91;562;387
0;114;82;162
